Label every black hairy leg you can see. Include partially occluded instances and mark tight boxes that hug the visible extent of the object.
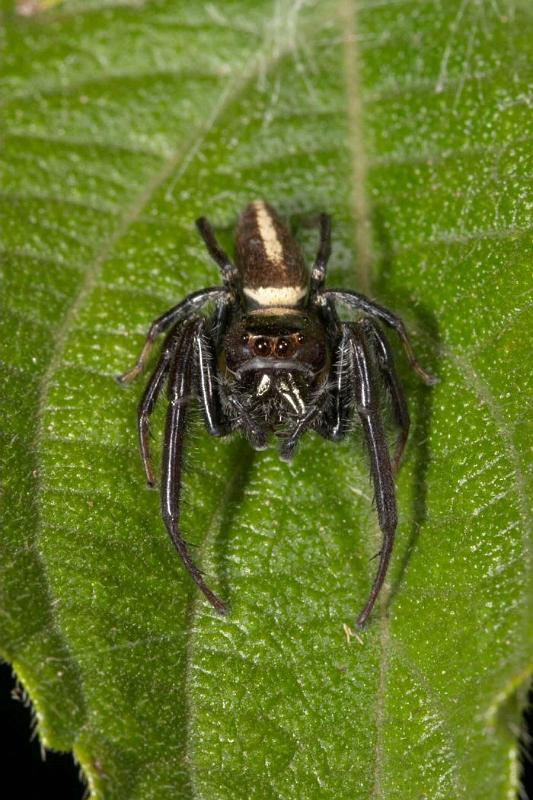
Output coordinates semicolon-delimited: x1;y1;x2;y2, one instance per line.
322;289;437;386
136;325;184;487
117;287;226;385
361;318;410;473
194;318;229;437
161;318;228;615
196;217;241;292
317;324;357;443
309;213;332;297
344;322;397;628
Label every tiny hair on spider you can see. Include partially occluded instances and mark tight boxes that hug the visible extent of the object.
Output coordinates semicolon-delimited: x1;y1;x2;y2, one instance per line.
117;200;437;627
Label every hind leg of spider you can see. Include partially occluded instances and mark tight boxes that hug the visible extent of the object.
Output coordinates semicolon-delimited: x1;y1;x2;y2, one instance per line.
117;287;227;384
161;318;227;615
309;213;332;297
196;217;240;291
136;325;183;487
362;319;410;473
345;322;397;628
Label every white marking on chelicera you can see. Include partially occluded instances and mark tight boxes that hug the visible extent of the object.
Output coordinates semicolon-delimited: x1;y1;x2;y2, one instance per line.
244;285;307;307
253;200;284;264
286;373;306;414
279;377;306;415
256;373;271;396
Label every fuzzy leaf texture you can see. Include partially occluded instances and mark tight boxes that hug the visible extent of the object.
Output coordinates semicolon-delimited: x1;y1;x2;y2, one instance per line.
0;0;531;798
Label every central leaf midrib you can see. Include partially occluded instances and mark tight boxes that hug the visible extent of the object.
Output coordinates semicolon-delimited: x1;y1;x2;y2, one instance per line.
340;2;393;797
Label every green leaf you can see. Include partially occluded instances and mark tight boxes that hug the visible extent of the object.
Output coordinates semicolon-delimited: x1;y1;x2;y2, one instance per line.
1;1;531;797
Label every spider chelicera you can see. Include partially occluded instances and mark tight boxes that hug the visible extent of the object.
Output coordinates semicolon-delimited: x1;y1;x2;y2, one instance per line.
118;201;436;627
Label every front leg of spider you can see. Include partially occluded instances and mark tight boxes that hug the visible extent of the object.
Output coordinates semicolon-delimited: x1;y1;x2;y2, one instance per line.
345;323;398;628
117;224;237;614
136;325;184;487
161;318;228;615
317;321;398;626
361;318;410;473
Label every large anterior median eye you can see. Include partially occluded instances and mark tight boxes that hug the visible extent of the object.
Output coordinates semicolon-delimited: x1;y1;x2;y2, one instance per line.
275;338;290;356
253;336;271;356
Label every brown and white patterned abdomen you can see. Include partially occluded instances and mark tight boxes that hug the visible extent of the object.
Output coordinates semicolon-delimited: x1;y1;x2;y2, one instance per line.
235;201;308;307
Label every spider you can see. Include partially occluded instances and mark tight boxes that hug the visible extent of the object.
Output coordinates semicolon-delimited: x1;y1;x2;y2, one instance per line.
118;201;436;627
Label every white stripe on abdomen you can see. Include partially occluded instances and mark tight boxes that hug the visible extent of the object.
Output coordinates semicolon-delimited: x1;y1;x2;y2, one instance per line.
253;200;284;264
244;285;307;306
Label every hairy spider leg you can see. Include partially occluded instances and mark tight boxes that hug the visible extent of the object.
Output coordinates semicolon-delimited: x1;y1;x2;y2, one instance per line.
322;289;438;386
316;323;357;443
345;322;398;628
309;213;332;297
162;318;227;615
137;325;184;486
194;318;230;437
211;295;231;350
117;287;227;384
361;319;410;473
196;217;241;292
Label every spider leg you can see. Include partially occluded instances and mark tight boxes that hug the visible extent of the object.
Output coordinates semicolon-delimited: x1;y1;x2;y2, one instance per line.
321;289;437;386
162;318;227;615
212;294;231;350
117;287;226;384
196;217;241;292
137;325;183;486
362;318;410;473
309;213;332;297
316;324;356;443
345;322;397;628
195;319;230;437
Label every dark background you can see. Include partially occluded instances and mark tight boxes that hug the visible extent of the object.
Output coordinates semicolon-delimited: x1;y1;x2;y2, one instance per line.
0;660;531;798
0;662;84;798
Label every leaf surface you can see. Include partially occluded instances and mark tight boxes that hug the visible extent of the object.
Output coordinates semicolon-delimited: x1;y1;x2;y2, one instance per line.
0;1;531;797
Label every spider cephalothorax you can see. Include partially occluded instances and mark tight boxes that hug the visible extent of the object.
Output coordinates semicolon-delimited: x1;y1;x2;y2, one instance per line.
220;307;329;441
118;201;436;626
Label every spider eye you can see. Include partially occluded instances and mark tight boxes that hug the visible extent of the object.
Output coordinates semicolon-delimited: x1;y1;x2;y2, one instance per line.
297;333;304;343
241;334;249;344
254;336;270;356
275;338;289;356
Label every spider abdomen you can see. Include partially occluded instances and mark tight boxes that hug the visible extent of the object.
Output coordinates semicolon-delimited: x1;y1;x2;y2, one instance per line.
235;200;308;307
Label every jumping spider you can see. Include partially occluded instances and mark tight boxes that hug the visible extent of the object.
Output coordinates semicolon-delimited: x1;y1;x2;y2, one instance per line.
118;201;436;627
